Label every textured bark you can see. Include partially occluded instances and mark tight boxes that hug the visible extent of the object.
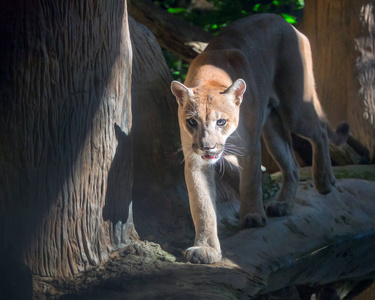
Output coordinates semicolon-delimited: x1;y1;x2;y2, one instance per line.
300;0;375;162
128;0;213;62
0;1;132;278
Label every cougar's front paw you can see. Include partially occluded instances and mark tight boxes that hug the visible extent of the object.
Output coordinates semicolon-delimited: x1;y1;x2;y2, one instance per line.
266;201;294;217
185;246;222;264
240;213;267;229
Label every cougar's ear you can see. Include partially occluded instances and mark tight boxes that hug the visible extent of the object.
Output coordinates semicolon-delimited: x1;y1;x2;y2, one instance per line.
171;81;193;107
224;79;246;106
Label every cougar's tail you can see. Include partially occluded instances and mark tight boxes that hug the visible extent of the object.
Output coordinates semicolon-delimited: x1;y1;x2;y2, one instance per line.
294;27;350;147
327;121;350;146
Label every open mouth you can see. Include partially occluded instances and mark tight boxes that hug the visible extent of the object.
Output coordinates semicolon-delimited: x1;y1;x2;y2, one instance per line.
202;154;220;160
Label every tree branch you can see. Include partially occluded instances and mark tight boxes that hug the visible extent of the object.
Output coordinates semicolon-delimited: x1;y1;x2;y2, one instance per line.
127;0;213;62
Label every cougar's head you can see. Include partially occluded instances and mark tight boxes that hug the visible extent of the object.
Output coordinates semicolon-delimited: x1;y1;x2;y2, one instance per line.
171;79;246;164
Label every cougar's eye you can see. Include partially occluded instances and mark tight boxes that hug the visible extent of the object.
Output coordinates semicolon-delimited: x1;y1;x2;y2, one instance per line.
187;118;198;128
217;119;227;127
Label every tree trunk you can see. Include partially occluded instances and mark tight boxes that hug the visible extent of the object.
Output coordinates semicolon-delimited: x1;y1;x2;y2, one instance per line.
300;0;375;162
0;0;133;278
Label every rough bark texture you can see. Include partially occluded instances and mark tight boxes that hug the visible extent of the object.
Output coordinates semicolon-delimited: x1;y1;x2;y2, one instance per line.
0;1;132;278
128;0;213;62
300;0;375;162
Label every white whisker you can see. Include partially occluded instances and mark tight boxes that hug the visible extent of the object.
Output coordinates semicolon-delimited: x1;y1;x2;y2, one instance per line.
221;158;226;178
224;142;245;157
185;103;198;118
224;149;244;157
227;158;234;171
176;144;196;164
225;149;244;157
216;156;226;178
185;110;196;118
235;131;242;140
217;158;222;174
181;150;193;164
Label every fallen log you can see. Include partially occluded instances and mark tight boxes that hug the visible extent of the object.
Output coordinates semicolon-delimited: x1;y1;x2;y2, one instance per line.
223;177;375;296
34;166;375;299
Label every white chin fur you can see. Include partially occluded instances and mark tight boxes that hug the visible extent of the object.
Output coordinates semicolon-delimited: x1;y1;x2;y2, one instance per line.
202;158;219;165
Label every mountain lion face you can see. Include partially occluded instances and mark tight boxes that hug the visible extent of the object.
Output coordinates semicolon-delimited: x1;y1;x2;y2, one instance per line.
171;79;246;164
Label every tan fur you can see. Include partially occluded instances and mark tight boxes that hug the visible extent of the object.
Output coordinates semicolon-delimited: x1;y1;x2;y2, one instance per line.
171;14;349;264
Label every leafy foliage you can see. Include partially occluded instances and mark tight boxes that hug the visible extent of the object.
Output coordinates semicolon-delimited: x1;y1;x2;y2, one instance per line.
156;0;304;32
163;49;190;81
155;0;304;80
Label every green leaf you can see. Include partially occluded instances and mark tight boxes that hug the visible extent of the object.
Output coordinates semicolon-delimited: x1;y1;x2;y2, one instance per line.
281;13;297;24
167;7;186;14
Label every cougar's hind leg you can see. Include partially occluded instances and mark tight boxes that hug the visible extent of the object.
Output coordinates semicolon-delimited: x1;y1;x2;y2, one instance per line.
308;122;336;194
271;34;334;194
290;28;336;194
292;105;336;194
263;109;299;217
